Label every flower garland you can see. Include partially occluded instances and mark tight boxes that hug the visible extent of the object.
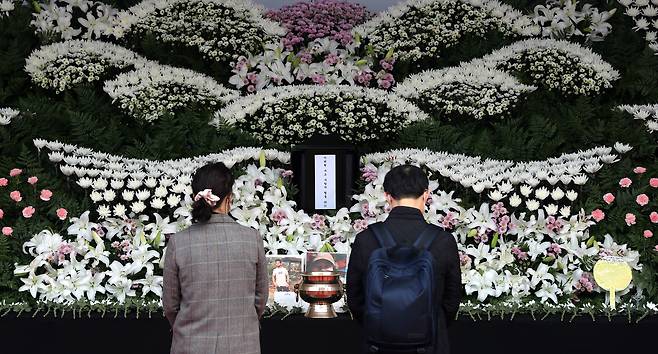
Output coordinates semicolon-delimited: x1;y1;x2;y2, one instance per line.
353;0;539;62
37;140;630;221
124;0;286;63
103;63;239;122
25;40;148;92
533;0;617;42
0;107;20;125
212;85;429;145
618;0;658;53
34;139;289;218
470;39;620;95
394;65;536;119
264;0;373;50
228;38;396;93
618;104;658;136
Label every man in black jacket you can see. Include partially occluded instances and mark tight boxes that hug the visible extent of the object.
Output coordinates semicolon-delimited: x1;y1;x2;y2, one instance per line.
347;164;462;354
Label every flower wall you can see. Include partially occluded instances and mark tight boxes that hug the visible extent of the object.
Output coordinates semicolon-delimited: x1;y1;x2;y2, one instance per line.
0;0;658;317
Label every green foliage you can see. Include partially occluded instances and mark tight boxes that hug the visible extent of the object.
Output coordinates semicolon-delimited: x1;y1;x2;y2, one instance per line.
0;1;658;304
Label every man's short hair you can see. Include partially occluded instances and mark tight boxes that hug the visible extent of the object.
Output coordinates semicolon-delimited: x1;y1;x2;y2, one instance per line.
383;164;429;200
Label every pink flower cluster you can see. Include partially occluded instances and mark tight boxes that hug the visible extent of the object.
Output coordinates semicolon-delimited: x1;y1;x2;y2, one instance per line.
310;214;327;230
458;251;472;268
360;166;378;183
265;0;373;49
111;239;133;261
511;246;529;261
1;168;69;237
352;219;368;232
574;273;595;293
491;202;510;234
271;208;288;225
44;242;74;265
439;211;458;230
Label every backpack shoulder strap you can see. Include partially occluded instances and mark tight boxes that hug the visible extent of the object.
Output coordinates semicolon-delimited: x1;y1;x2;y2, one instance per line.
413;224;438;251
369;222;396;249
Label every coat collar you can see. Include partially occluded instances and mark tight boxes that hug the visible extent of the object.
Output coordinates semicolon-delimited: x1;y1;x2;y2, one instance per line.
388;206;425;220
206;213;235;224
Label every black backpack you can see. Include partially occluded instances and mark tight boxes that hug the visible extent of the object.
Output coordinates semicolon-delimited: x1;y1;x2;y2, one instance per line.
364;222;439;353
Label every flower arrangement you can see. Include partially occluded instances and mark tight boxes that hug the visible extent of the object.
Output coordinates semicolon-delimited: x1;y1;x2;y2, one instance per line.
228;38;396;93
394;65;536;119
0;107;20;125
353;0;539;62
470;39;620;95
103;63;239;122
14;152;644;307
533;0;617;42
0;167;69;238
618;104;658;136
124;0;286;63
264;0;373;50
618;0;658;53
13;211;181;303
25;40;148;92
29;0;132;41
212;85;428;145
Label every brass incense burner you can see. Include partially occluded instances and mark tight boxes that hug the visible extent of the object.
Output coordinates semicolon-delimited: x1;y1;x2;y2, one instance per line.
294;271;344;318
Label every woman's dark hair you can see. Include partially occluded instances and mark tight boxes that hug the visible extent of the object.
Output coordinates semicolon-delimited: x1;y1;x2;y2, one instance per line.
191;162;235;223
383;164;429;200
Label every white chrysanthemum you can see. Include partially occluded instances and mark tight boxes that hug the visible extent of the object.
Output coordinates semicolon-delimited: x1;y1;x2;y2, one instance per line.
25;40;149;92
104;63;239;122
395;65;536;119
124;0;285;62
354;0;540;61
470;39;620;95
213;84;429;144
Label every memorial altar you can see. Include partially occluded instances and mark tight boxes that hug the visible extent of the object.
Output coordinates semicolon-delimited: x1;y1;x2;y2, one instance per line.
1;0;658;352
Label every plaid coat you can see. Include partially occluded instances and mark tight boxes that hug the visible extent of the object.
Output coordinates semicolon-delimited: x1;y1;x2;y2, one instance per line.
163;213;268;354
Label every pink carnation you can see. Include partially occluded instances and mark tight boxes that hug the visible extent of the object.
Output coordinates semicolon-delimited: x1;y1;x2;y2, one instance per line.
625;213;637;226
0;178;7;186
650;178;658;188
603;193;615;204
591;209;605;222
644;230;653;238
27;176;38;185
633;166;647;174
0;208;3;219
650;212;658;223
1;227;12;236
619;177;632;188
9;168;22;177
655;245;658;252
9;190;22;202
56;208;68;221
22;206;36;218
40;189;53;201
636;194;650;206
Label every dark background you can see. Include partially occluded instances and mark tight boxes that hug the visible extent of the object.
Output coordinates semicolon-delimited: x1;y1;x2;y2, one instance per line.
0;314;656;354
